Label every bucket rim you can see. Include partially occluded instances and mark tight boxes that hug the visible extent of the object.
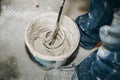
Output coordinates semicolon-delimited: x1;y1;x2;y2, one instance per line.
25;12;80;61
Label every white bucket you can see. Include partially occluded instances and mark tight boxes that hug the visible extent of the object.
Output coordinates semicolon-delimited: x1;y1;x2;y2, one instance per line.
25;12;80;70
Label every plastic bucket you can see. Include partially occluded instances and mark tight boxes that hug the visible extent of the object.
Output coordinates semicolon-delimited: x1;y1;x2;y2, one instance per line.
25;12;80;70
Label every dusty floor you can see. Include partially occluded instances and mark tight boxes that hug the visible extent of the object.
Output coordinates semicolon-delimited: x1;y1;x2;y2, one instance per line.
0;0;97;80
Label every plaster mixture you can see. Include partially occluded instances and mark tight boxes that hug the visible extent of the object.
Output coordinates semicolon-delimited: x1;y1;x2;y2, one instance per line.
25;12;80;68
26;12;80;56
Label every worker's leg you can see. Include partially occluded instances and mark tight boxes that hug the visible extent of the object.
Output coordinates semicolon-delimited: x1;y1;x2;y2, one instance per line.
75;50;97;80
76;9;120;80
91;47;120;80
76;48;120;80
75;0;114;49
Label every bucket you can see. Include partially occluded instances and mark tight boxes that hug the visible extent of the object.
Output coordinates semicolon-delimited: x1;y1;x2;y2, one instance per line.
25;12;80;70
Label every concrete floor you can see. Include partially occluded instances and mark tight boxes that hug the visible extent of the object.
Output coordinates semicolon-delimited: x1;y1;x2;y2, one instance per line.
0;0;97;80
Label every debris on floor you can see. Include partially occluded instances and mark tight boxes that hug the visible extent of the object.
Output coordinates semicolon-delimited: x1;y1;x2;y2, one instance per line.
0;56;20;80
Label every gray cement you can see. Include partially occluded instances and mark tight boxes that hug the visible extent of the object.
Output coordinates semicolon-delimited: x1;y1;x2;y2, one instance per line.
0;0;97;80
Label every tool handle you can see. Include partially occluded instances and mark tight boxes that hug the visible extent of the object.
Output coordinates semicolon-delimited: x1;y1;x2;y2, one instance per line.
48;0;66;45
57;0;65;24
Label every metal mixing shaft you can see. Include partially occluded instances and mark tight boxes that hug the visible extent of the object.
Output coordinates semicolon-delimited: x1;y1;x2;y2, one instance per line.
49;0;66;45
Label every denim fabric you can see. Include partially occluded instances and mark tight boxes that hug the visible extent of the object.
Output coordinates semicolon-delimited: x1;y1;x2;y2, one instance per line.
92;47;120;80
75;0;114;49
100;16;120;51
76;47;120;80
76;50;97;80
75;0;120;80
107;0;120;8
90;9;120;80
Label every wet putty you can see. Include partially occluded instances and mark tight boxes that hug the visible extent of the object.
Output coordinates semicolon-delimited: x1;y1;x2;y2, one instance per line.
28;12;79;56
